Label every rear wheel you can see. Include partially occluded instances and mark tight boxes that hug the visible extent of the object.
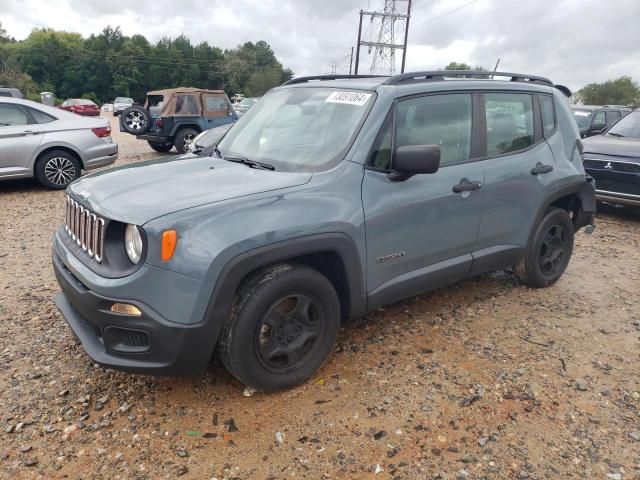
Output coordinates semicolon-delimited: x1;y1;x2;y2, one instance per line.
147;141;173;152
174;128;199;154
515;207;574;288
34;150;81;189
218;264;341;391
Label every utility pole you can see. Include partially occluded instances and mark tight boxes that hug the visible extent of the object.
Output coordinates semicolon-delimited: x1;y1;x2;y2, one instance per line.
354;0;411;76
400;0;412;74
355;10;363;74
349;46;354;75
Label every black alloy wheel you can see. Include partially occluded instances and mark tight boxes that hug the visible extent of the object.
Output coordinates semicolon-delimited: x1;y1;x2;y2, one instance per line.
255;293;326;373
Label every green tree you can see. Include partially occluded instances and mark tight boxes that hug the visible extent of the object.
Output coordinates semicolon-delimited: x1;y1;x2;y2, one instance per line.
575;76;640;106
0;25;292;102
444;61;487;71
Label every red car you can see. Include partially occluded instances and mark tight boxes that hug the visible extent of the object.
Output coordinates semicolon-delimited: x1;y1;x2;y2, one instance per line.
59;99;101;116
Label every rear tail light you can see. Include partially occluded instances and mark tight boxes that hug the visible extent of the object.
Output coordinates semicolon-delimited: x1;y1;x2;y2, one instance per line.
155;118;164;129
92;126;111;138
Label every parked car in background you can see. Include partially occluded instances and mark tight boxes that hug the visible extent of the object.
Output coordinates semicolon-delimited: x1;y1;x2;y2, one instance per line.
53;71;595;392
0;97;117;189
59;99;101;116
572;105;631;138
119;87;237;154
101;103;114;112
234;97;259;117
582;109;640;208
187;122;234;156
113;97;134;116
0;87;24;98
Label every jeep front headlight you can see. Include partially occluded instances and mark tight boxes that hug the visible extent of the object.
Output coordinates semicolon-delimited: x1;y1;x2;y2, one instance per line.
124;224;143;264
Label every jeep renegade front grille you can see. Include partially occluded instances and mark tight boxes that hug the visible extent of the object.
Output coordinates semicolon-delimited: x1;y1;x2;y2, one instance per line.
64;195;105;263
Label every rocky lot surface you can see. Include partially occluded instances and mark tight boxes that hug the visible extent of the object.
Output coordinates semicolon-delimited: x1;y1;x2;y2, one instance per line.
1;116;639;479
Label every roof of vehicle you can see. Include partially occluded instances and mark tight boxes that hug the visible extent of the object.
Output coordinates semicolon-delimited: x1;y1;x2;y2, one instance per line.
279;71;569;96
147;87;226;96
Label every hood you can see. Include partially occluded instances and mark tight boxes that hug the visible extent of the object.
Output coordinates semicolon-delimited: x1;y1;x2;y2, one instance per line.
68;156;312;225
582;135;640;159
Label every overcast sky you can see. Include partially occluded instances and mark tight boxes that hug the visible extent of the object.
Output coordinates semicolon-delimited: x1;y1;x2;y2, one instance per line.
1;0;639;91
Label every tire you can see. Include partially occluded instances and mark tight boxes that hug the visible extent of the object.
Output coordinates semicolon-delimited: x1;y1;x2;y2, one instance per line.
515;207;574;288
147;141;173;152
218;263;341;392
174;127;200;154
120;105;150;135
34;150;81;189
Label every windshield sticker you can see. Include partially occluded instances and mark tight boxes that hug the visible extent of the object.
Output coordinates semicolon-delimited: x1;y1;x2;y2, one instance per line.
325;91;372;106
574;111;590;116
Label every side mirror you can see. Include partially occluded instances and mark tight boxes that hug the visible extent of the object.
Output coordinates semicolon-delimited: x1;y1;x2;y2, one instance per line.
388;145;441;181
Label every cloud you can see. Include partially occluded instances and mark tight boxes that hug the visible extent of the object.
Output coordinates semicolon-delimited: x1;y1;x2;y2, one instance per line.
1;0;639;90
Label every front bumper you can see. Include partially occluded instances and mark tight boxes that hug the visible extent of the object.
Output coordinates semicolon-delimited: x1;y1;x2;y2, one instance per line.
584;157;640;207
53;251;217;376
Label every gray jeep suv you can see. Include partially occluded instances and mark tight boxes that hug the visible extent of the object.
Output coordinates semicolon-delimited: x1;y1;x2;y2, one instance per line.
53;71;596;391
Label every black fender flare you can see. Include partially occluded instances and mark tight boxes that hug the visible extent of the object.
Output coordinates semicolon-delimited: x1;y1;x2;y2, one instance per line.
529;178;596;246
199;232;367;354
169;122;202;138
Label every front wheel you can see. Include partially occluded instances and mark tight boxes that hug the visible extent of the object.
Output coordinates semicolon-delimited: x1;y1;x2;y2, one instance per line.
515;207;574;288
218;264;341;391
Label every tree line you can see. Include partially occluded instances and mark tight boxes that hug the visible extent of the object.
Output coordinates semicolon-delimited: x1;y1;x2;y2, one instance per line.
0;23;294;104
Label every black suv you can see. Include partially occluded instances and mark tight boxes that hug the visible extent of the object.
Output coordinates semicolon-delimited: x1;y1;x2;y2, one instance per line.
119;88;237;154
572;105;632;138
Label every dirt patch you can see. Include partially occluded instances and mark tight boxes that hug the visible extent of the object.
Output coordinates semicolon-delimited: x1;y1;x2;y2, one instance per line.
0;122;639;479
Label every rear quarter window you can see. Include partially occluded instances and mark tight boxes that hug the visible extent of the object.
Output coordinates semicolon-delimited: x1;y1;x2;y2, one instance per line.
539;95;556;138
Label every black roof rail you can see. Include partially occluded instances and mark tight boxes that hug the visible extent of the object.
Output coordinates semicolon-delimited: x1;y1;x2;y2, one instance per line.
282;74;387;86
382;70;554;86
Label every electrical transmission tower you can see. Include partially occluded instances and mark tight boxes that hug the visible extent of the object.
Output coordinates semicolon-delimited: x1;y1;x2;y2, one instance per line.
355;0;411;75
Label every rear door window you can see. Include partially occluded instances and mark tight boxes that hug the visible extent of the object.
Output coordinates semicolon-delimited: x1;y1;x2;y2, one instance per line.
0;103;32;126
606;111;620;125
175;94;198;115
484;93;534;155
204;95;228;117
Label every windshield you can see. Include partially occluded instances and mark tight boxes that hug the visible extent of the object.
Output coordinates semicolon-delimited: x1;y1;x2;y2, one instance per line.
115;97;133;104
218;87;375;172
572;109;593;129
77;99;95;105
606;110;640;139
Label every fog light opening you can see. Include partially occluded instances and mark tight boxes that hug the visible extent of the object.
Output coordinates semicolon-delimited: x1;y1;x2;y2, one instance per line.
110;303;142;317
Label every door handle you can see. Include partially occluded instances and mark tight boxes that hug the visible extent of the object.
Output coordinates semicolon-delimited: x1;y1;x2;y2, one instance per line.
22;130;41;135
452;178;483;193
531;162;553;175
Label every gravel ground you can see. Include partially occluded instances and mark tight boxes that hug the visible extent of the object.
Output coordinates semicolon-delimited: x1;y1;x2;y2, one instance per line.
1;115;639;479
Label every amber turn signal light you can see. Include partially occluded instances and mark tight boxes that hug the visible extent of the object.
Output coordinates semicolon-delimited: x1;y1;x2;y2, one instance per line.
161;229;177;261
110;303;142;316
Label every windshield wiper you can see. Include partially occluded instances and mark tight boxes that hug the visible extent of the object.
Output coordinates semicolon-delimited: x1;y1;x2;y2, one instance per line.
607;132;625;138
224;156;275;171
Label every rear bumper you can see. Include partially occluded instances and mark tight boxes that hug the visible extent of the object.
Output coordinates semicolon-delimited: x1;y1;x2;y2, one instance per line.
136;134;172;143
52;251;216;377
84;149;118;170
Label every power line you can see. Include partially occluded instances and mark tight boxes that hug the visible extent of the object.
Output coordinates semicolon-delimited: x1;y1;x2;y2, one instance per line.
411;0;480;27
